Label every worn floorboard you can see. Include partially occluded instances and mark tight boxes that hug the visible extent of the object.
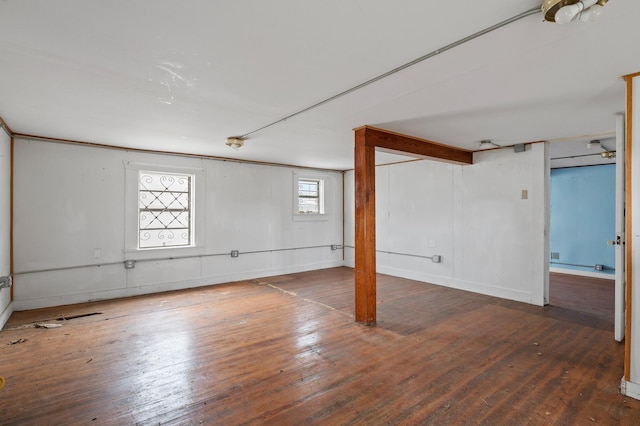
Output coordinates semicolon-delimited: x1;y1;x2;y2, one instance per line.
0;267;637;425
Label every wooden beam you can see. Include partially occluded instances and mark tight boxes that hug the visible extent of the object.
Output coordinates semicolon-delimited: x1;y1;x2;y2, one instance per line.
354;130;377;324
353;126;472;325
354;126;473;165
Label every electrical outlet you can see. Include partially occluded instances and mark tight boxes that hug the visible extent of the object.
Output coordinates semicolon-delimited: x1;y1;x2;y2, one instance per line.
551;252;560;260
595;264;603;271
432;255;442;263
0;276;11;288
124;260;136;269
231;250;239;258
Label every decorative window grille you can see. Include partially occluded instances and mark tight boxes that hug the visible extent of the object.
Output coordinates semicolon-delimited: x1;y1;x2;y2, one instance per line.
138;171;193;248
298;179;323;214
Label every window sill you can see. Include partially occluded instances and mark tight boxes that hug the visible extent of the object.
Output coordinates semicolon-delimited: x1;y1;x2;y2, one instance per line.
293;213;330;222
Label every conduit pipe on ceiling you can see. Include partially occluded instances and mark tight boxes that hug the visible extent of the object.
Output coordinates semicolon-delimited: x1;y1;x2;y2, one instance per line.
238;7;542;140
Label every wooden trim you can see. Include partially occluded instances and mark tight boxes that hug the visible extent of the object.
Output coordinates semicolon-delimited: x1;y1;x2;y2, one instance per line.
624;75;633;381
13;132;344;173
354;130;377;324
341;172;345;262
354;126;473;165
0;116;14;137
10;136;14;302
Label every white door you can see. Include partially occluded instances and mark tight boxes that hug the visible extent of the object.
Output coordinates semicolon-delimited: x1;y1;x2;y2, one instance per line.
614;113;626;342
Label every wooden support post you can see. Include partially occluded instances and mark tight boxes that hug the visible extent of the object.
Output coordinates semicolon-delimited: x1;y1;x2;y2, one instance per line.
354;128;377;324
353;126;472;325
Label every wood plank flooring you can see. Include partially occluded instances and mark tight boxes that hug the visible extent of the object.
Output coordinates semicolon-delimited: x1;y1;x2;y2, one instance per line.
0;267;638;425
549;272;615;323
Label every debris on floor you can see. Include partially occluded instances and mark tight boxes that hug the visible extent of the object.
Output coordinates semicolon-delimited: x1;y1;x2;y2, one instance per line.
8;338;27;345
35;323;62;329
56;312;101;321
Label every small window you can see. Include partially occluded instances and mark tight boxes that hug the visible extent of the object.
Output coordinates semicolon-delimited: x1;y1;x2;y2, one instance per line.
298;179;324;214
138;171;193;248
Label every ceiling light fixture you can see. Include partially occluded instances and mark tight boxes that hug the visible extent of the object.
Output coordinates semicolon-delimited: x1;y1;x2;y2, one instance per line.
593;140;615;158
542;0;609;24
226;137;244;150
479;140;501;149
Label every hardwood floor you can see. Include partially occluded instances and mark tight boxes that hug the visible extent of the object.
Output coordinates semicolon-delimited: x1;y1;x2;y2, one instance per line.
0;267;638;425
549;272;615;324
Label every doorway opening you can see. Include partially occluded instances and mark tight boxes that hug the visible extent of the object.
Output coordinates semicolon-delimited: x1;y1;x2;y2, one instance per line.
547;115;625;341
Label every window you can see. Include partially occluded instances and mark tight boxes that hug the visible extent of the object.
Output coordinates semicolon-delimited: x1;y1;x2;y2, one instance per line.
298;179;324;214
138;171;193;249
293;172;330;220
125;162;204;256
298;178;324;214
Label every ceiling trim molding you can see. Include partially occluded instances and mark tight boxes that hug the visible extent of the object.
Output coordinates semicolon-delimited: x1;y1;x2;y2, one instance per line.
0;116;14;137
12;132;345;173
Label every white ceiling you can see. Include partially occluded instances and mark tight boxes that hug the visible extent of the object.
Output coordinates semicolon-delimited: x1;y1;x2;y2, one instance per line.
0;1;637;170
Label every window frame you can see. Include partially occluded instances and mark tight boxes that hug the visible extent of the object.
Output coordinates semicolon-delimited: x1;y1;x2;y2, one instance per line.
137;170;194;249
293;172;329;221
297;178;324;215
125;161;205;259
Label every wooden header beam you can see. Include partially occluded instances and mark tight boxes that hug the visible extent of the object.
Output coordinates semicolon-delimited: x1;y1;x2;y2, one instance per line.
354;126;473;325
354;126;473;165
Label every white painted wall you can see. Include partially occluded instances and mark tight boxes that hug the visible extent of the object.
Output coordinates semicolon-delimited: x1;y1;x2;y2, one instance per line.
624;75;640;399
0;129;11;328
12;138;343;310
344;143;549;306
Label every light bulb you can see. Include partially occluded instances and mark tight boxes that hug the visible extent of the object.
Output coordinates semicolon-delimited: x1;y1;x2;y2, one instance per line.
579;4;603;22
555;4;582;24
226;137;244;150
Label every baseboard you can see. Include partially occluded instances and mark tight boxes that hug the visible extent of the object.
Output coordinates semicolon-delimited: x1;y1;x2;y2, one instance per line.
12;260;344;311
549;267;615;280
621;379;640;401
0;301;13;329
341;261;536;305
377;265;535;305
